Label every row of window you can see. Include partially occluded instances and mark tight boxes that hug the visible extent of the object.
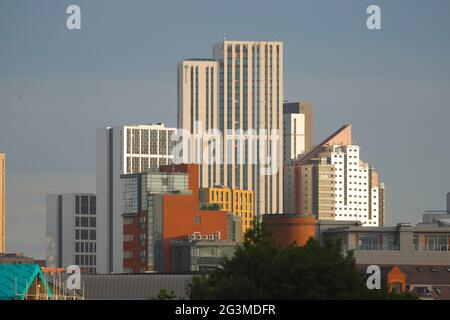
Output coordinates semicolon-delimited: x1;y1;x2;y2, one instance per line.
75;195;96;215
75;217;96;228
75;241;96;253
75;254;96;266
75;229;96;240
126;128;175;155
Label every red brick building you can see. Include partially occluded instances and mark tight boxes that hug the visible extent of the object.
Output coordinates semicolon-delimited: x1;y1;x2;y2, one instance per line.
122;164;237;273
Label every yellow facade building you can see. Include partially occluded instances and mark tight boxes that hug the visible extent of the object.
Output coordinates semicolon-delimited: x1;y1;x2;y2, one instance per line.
200;187;254;237
0;153;5;254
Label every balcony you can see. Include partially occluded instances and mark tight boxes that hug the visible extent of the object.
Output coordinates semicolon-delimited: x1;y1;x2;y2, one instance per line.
357;244;399;251
413;244;450;252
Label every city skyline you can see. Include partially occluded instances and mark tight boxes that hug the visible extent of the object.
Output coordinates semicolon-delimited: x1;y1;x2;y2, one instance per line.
1;0;450;258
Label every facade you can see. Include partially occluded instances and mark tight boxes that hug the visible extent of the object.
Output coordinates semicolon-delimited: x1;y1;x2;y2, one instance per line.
96;123;176;273
46;193;97;273
448;192;450;213
421;211;450;227
121;164;241;273
324;222;450;266
0;153;4;254
171;239;238;272
199;187;254;237
284;124;385;226
178;40;284;218
283;102;313;163
262;214;316;247
177;59;220;189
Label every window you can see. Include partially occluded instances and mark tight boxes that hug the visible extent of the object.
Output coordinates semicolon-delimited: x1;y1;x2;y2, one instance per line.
80;196;89;214
81;217;89;227
81;230;88;240
124;217;133;225
89;196;96;215
390;283;402;294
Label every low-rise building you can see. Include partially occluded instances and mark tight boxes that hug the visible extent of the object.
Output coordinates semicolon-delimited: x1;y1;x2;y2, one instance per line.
171;239;239;272
358;264;450;300
324;222;450;266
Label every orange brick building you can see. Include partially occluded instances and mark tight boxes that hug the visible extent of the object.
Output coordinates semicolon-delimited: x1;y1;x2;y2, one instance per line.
122;164;237;273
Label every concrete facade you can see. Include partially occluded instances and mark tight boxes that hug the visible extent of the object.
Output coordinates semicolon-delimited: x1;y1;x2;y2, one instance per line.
46;193;97;273
96;123;176;274
324;223;450;266
178;40;284;218
284;124;385;226
283;102;313;163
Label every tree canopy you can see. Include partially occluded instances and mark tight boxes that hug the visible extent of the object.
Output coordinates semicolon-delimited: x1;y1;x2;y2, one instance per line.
189;223;415;300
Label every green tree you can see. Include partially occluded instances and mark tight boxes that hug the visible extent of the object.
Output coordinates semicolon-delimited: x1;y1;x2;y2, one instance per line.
189;223;416;300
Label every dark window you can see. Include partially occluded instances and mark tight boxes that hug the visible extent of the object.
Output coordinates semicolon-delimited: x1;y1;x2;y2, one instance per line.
81;217;89;227
81;230;88;240
90;230;96;240
81;196;89;214
90;196;96;215
75;196;80;214
90;217;96;227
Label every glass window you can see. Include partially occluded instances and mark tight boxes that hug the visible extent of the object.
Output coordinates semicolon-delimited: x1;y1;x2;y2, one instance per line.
80;196;88;214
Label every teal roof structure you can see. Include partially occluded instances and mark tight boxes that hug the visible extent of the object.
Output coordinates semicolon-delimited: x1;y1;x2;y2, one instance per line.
0;264;53;300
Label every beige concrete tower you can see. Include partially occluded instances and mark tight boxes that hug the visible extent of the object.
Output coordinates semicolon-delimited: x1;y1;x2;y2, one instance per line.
177;59;220;188
212;40;284;217
178;40;284;217
0;153;5;253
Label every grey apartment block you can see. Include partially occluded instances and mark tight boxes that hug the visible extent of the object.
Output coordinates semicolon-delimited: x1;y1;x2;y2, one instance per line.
323;222;450;266
46;193;97;273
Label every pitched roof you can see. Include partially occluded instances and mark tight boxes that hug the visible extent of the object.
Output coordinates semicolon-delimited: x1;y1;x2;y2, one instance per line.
398;265;450;285
296;124;352;165
80;274;194;300
0;264;53;300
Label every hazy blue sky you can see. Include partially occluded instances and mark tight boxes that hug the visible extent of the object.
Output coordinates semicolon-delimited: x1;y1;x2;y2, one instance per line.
1;0;449;258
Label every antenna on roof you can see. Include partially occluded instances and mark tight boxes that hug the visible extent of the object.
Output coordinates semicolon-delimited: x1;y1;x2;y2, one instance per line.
223;33;227;41
275;34;278;41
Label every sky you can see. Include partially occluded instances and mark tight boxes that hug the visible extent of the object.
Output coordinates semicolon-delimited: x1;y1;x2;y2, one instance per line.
0;0;449;259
